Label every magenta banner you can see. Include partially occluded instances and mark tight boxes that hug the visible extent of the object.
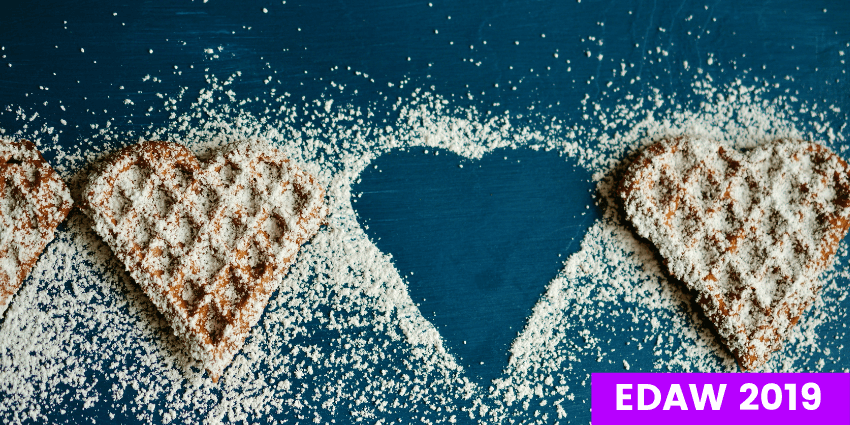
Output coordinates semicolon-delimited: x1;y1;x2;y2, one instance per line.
592;373;850;424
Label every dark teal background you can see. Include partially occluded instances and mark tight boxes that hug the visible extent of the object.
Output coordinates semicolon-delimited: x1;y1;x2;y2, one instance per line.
1;0;849;423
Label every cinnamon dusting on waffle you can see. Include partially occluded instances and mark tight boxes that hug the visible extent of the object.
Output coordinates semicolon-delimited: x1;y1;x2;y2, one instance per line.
83;141;326;381
0;140;73;317
619;137;850;370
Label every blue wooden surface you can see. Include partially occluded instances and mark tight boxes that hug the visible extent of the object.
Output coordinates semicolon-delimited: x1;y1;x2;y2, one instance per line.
1;0;849;423
354;149;598;385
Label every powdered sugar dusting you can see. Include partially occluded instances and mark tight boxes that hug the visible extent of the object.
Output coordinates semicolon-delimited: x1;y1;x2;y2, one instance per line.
0;139;72;317
82;140;326;381
0;69;847;423
619;137;850;370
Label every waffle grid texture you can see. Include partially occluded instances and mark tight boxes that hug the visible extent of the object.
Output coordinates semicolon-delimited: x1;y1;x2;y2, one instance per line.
0;140;72;317
619;137;850;370
84;141;326;381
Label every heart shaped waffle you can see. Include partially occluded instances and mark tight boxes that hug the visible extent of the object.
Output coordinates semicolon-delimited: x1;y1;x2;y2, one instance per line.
83;141;326;381
619;137;850;370
0;140;73;317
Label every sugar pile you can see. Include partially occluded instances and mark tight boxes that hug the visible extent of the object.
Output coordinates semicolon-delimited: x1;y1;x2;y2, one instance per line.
0;68;848;424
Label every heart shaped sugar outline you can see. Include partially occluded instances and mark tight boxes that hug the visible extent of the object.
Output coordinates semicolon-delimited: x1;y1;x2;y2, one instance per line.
353;148;599;384
0;140;73;317
619;137;850;370
83;141;327;381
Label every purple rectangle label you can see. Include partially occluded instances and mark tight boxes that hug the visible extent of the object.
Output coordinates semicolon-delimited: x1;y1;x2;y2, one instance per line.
592;373;849;424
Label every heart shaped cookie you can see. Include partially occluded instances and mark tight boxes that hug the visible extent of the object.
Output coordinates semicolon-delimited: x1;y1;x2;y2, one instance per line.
619;137;850;370
0;140;73;317
83;141;326;381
